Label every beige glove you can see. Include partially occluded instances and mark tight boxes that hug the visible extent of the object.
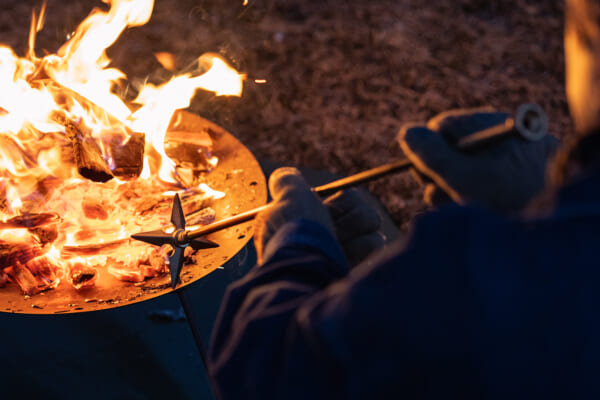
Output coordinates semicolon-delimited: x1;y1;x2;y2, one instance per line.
324;189;384;267
398;108;560;213
254;167;335;264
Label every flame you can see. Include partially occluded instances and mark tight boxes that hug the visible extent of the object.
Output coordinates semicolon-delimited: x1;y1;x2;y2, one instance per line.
130;53;245;181
0;0;244;294
154;52;177;72
0;0;244;186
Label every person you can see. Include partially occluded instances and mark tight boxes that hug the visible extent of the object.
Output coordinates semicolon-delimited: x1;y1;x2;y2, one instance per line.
207;0;600;398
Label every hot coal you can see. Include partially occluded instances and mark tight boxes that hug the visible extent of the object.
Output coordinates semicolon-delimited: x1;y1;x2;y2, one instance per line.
5;264;45;296
0;213;61;229
30;225;59;246
61;239;131;257
81;198;109;220
0;241;44;268
68;262;98;290
0;213;60;247
25;255;60;289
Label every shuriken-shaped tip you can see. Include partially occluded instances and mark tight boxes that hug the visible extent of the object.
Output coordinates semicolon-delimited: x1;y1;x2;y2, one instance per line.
169;238;220;289
190;237;219;250
131;193;221;289
169;247;185;289
171;193;185;230
131;229;176;247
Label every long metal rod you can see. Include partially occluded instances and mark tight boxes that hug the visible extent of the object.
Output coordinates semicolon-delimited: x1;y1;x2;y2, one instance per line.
312;158;412;197
177;289;221;400
184;158;412;242
140;104;550;247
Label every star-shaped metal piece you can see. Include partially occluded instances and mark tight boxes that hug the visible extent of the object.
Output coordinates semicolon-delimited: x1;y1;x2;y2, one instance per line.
131;193;219;289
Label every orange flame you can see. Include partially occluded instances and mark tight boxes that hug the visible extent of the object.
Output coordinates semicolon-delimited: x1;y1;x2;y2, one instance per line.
0;0;244;191
0;0;246;293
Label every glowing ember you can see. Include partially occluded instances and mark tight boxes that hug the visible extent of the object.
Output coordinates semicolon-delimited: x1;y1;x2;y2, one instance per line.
0;0;245;295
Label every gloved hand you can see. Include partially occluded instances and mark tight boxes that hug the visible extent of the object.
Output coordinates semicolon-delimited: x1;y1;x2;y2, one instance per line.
324;189;384;267
254;167;335;264
398;108;560;213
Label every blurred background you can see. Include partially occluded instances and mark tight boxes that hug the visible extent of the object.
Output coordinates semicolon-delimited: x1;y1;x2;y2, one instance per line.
3;0;569;228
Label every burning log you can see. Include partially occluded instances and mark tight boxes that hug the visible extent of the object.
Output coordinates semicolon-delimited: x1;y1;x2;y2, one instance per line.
67;261;98;290
180;190;217;215
5;264;46;296
166;129;216;186
166;129;213;151
81;198;109;220
61;239;131;257
134;190;214;217
72;135;114;182
0;241;44;267
50;111;113;183
29;225;59;247
108;263;157;283
0;216;61;294
24;255;61;290
0;213;60;229
107;246;169;282
0;213;60;247
103;131;145;180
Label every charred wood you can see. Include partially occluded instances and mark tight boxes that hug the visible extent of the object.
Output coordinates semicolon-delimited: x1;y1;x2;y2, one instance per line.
103;131;145;179
181;193;215;215
0;213;60;229
81;198;109;220
68;262;97;290
50;111;113;183
73;136;114;182
108;262;156;283
0;241;44;267
25;255;61;289
165;129;213;150
61;238;131;257
165;129;215;178
5;264;45;296
135;190;213;217
107;246;168;282
29;224;59;247
0;213;60;247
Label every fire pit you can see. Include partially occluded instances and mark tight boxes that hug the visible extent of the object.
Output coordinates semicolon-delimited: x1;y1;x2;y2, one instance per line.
0;1;267;314
0;111;266;314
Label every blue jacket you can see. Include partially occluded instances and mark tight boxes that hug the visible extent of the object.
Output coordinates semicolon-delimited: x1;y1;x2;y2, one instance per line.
208;169;600;399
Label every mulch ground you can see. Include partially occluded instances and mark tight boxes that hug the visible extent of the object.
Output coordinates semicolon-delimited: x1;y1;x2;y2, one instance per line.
4;0;569;229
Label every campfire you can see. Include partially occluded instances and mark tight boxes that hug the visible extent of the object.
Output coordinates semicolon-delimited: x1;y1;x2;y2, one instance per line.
0;0;248;298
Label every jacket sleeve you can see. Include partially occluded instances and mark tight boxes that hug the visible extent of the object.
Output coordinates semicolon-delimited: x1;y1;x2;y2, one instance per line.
208;213;474;400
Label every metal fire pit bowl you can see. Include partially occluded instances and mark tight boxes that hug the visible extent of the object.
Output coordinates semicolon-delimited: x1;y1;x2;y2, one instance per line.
0;111;267;314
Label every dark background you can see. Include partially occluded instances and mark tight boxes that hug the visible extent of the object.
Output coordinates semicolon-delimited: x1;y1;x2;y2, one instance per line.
1;0;570;229
0;1;571;398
